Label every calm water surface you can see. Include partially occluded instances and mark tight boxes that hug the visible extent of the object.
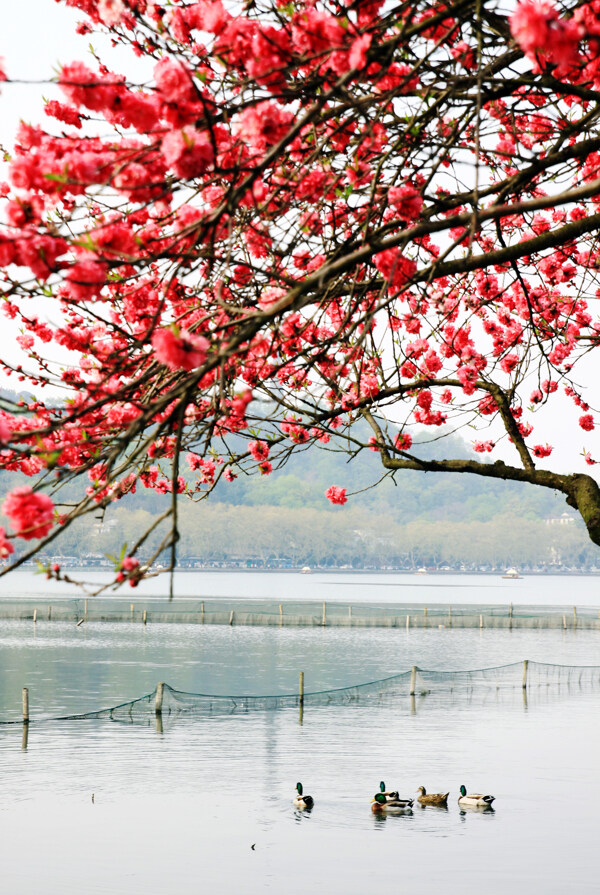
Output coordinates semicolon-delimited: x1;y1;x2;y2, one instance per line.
4;567;600;606
0;572;599;893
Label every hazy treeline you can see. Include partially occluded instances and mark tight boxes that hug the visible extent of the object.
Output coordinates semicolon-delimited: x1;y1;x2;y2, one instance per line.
0;418;594;568
42;502;597;570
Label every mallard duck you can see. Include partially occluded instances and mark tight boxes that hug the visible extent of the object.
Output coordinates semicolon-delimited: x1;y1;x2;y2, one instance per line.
457;785;495;807
371;793;414;813
416;786;449;806
378;780;400;801
293;782;314;809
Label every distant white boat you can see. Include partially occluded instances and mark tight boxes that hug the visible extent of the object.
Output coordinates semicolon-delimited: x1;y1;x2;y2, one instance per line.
301;566;312;574
502;568;522;579
415;567;428;575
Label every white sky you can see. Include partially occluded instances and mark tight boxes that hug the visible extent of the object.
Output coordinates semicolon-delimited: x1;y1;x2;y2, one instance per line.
0;1;598;479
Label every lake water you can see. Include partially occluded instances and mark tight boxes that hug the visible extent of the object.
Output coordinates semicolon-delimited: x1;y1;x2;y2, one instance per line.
4;567;600;606
0;572;599;893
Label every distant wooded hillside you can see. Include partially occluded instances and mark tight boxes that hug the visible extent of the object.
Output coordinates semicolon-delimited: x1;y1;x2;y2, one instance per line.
0;427;593;569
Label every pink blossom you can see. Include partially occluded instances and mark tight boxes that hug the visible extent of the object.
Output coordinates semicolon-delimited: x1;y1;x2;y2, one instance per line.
532;443;553;457
44;100;83;129
325;485;348;505
98;0;126;26
59;62;119;112
542;379;558;394
579;414;595;431
500;354;519;374
188;455;216;483
16;334;34;350
238;102;294;151
161;127;214;179
394;432;413;451
349;34;372;69
457;364;479;395
258;460;273;475
2;486;54;540
185;1;230;35
121;555;139;572
0;416;11;444
248;440;270;461
64;260;108;301
0;527;14;559
473;440;495;453
154;58;196;104
374;248;417;290
258;287;286;310
510;0;582;72
152;328;210;371
388;184;424;221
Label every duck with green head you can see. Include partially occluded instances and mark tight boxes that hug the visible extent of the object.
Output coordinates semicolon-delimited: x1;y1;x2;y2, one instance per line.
378;780;400;801
458;785;495;807
371;792;414;813
293;782;314;809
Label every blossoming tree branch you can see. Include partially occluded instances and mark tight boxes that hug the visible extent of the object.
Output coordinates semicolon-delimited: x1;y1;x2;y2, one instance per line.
0;0;599;587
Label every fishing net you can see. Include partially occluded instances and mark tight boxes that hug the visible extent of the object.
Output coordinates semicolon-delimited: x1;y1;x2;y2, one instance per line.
0;598;597;629
11;660;594;726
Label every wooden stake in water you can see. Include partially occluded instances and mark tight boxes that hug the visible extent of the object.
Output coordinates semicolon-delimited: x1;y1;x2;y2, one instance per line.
279;604;283;626
229;610;234;625
22;687;29;724
155;682;164;715
406;614;410;631
201;601;205;624
424;607;428;627
522;659;529;690
448;606;452;627
21;722;28;751
130;603;134;621
480;614;483;629
143;609;147;625
84;600;88;622
563;614;567;630
573;606;577;629
322;602;326;627
48;606;52;621
33;608;37;624
409;666;417;696
299;671;304;708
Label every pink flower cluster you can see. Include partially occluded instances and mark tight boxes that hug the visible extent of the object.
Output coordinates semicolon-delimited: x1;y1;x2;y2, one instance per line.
0;527;14;559
248;440;270;461
2;486;54;540
152;328;210;372
473;440;495;453
374;248;417;291
510;0;582;75
394;432;413;451
325;486;348;505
